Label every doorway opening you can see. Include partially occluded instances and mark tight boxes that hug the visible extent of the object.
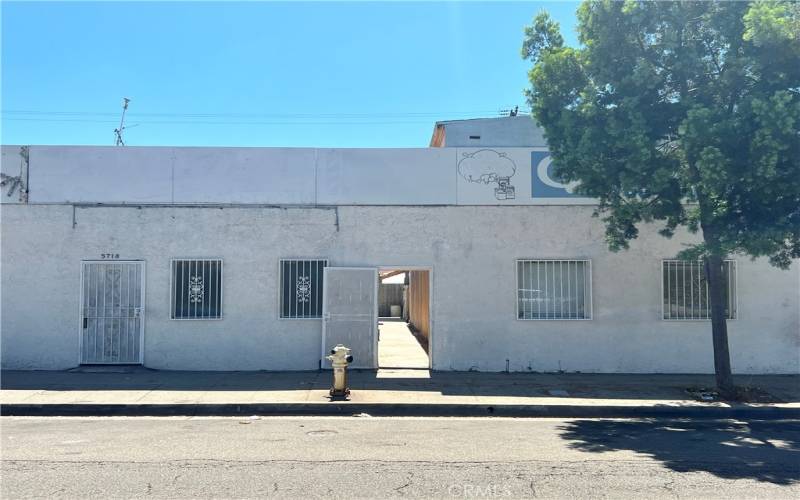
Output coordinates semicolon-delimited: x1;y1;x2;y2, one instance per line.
377;268;431;369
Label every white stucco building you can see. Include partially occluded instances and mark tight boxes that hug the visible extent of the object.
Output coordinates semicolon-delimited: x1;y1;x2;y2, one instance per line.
1;117;798;373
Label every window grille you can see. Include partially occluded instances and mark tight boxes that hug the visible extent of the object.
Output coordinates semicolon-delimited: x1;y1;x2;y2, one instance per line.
517;260;591;320
171;259;222;319
280;259;327;319
663;260;736;320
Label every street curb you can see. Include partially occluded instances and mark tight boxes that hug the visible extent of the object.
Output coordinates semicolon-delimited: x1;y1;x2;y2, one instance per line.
2;403;798;419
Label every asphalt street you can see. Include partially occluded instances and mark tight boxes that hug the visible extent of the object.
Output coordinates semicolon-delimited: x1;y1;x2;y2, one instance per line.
1;416;798;499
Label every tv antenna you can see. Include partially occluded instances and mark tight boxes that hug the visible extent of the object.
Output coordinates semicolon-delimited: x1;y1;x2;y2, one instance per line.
114;97;131;146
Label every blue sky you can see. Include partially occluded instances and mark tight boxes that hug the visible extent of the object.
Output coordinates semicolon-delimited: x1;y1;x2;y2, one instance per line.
2;1;579;147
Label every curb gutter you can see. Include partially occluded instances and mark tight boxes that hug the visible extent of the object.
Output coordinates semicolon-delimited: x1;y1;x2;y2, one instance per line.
2;403;798;419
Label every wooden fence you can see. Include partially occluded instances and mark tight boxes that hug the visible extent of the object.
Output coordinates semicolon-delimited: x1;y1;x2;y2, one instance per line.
378;283;405;317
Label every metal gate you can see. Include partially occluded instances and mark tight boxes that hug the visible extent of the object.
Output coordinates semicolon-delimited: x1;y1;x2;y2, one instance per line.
322;267;378;369
80;261;145;364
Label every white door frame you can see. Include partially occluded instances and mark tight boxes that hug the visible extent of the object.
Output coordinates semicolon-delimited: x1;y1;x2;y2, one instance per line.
78;260;146;365
321;267;379;369
378;265;433;370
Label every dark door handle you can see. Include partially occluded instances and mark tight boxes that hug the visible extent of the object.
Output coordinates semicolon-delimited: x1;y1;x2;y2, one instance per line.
83;317;88;329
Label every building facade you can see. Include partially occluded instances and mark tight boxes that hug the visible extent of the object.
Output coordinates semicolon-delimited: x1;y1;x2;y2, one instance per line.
1;119;798;373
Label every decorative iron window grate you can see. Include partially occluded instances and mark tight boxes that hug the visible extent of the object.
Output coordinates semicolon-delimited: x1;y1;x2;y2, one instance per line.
663;260;736;320
171;259;222;319
281;259;327;318
517;260;592;320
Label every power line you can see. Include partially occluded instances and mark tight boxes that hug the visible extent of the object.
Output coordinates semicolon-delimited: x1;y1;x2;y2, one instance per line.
3;117;450;125
2;106;532;131
2;108;530;119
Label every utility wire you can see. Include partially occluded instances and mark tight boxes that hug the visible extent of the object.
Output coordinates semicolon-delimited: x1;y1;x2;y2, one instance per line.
2;108;529;119
4;117;451;125
2;107;531;129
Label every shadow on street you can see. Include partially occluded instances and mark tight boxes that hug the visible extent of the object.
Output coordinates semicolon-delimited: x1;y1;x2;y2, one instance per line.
558;418;800;485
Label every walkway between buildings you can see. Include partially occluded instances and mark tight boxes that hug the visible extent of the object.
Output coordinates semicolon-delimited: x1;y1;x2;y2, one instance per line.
378;320;429;369
1;370;797;418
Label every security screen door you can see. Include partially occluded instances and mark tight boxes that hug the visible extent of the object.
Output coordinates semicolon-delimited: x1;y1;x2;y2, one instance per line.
80;261;145;364
322;267;378;369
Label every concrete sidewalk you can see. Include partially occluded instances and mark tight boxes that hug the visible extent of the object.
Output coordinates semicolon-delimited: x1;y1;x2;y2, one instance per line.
2;369;798;418
378;320;429;369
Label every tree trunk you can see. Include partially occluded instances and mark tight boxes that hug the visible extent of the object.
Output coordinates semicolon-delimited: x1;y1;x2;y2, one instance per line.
704;254;736;398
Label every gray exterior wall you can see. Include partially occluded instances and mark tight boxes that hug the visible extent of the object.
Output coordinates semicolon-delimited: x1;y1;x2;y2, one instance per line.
435;116;547;147
2;203;798;373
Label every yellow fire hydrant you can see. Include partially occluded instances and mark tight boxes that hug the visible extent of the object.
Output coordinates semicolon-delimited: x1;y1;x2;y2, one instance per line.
326;344;353;398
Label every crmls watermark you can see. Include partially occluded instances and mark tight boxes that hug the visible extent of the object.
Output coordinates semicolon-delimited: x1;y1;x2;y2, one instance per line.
447;483;513;498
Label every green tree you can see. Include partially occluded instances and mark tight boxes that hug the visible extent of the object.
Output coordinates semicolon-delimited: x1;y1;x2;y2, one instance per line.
522;1;800;397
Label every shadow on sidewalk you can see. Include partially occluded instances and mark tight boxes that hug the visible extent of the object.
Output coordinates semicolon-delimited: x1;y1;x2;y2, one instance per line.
558;418;800;485
1;370;798;403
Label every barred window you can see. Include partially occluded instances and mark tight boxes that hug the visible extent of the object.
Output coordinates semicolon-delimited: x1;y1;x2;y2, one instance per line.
171;259;222;319
517;260;592;320
663;260;736;320
280;259;327;319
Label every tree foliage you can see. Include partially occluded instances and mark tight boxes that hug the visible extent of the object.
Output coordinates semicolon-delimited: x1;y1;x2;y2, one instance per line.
523;1;800;268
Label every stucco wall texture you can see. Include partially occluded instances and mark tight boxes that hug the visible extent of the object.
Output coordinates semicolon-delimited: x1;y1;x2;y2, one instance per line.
2;204;798;373
435;116;548;147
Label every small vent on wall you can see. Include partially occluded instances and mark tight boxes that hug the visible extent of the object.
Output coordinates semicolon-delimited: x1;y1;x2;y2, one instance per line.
469;135;481;140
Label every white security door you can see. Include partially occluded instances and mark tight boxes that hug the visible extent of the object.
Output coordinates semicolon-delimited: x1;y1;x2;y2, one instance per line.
80;261;145;364
322;267;378;369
